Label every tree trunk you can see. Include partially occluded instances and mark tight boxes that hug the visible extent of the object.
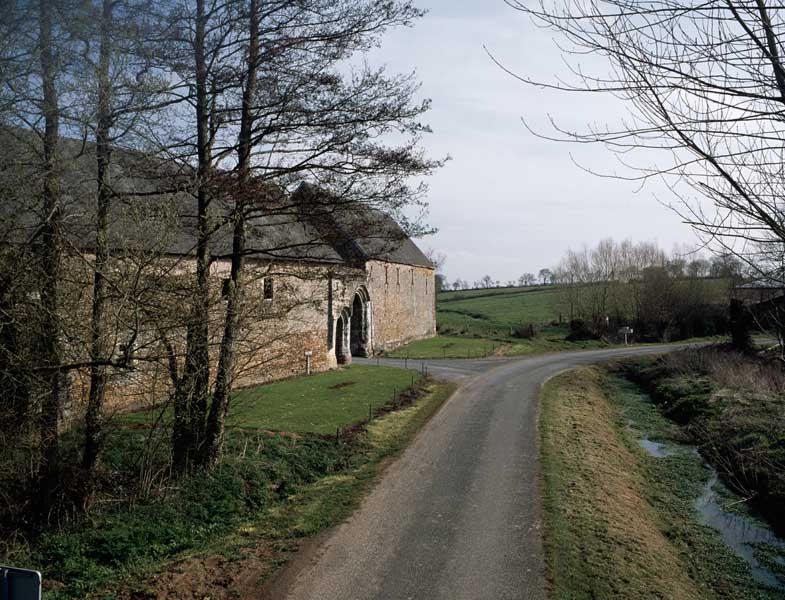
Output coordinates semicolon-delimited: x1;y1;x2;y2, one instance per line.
173;0;212;475
36;0;64;522
82;0;114;484
202;0;259;468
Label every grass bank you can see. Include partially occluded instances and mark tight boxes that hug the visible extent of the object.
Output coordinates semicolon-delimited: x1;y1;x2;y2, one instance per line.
540;367;783;599
622;347;785;530
7;368;455;599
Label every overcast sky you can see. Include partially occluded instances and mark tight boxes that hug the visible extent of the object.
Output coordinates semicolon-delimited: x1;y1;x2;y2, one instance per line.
365;0;699;284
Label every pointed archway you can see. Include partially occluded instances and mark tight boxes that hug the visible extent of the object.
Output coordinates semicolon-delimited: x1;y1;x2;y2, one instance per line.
350;287;372;357
335;308;351;365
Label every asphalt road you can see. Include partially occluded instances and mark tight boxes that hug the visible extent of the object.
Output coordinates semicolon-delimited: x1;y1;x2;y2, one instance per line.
269;344;699;600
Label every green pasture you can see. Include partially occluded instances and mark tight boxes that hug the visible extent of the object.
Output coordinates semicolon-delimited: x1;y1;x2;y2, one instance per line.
120;365;421;435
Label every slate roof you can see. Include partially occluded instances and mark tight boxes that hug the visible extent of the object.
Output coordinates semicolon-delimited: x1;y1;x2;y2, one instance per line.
293;184;433;269
0;128;432;269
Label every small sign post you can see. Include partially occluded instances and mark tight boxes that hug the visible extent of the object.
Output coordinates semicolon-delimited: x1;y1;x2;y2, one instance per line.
618;327;634;346
1;566;41;600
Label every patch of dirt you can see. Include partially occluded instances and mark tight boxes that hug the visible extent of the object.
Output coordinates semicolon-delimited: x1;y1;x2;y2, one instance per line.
115;539;300;600
328;381;357;390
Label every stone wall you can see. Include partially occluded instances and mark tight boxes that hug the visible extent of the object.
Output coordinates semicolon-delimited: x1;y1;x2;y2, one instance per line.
364;260;436;353
61;256;433;421
69;258;367;419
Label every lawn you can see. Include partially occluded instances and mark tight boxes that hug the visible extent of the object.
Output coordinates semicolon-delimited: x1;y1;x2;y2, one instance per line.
121;365;421;434
383;335;506;359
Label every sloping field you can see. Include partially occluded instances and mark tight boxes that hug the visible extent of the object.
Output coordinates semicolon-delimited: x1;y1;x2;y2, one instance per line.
436;279;730;338
437;286;564;337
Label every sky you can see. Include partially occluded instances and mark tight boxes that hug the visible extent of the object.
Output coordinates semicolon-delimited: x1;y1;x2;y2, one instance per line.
365;0;700;285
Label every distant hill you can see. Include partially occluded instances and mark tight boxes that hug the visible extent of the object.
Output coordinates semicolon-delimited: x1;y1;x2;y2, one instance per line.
436;286;565;338
436;279;730;340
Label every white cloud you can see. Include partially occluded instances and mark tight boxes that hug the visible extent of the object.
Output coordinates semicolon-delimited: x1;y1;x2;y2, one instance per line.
365;1;698;282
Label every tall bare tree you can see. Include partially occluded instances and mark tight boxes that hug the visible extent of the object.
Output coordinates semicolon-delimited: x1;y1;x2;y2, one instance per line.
506;0;785;281
151;0;440;472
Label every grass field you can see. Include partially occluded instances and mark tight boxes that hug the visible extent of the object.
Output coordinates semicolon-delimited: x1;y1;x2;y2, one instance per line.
383;336;507;359
121;365;421;434
383;331;608;359
388;281;731;358
437;285;565;338
385;284;600;358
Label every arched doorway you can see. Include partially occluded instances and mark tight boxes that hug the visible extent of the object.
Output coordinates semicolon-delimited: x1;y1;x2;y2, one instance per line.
350;287;371;357
335;309;351;364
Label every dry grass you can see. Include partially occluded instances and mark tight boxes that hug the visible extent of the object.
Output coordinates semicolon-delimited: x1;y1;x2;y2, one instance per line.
631;348;785;504
661;347;785;397
540;367;707;600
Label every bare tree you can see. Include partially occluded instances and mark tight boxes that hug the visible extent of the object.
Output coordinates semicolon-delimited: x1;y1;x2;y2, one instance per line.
151;0;440;472
505;0;785;283
538;268;552;285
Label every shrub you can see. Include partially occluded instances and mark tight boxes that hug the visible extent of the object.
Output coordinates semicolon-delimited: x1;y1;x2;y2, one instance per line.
512;323;539;339
566;319;597;341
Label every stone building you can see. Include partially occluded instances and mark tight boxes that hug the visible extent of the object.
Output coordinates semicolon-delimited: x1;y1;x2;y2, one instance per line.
70;184;438;408
1;129;436;418
224;185;438;386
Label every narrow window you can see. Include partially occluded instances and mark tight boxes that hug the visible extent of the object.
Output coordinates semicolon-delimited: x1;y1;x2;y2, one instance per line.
397;268;400;286
411;270;414;285
385;266;388;285
221;277;231;298
264;278;274;300
119;341;135;367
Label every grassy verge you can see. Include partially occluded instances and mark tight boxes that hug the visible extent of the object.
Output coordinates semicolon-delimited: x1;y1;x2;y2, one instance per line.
540;367;781;599
117;378;457;600
13;368;454;599
382;335;508;359
384;331;608;359
387;331;726;360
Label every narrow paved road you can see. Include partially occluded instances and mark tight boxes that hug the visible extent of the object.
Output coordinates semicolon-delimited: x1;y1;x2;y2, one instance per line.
267;345;698;600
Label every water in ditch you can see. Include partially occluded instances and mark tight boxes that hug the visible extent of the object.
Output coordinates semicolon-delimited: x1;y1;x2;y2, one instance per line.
636;435;785;591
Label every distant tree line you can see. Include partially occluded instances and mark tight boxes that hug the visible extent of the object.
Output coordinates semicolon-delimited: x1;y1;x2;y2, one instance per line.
444;268;554;292
552;238;740;341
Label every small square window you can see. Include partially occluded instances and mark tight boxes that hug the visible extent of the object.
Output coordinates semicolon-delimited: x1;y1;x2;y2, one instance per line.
263;278;274;300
